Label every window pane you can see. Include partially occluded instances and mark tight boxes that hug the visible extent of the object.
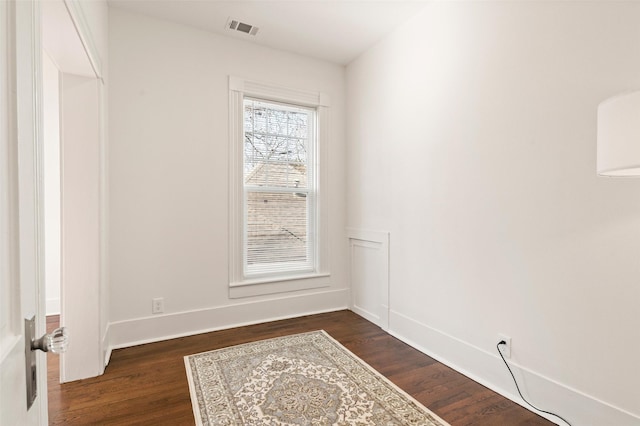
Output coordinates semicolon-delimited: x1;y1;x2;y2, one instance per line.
246;191;309;266
243;98;315;276
245;161;307;189
244;99;309;189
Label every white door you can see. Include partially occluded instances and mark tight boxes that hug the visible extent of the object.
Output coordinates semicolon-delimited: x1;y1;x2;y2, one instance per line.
0;0;48;424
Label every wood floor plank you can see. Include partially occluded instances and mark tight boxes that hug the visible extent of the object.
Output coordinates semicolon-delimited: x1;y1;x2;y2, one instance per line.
47;310;554;425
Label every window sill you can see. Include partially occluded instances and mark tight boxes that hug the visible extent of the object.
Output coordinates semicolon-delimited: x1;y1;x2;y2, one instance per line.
229;273;331;299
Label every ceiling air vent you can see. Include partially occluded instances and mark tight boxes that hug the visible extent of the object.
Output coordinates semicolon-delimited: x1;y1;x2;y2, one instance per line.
226;17;259;36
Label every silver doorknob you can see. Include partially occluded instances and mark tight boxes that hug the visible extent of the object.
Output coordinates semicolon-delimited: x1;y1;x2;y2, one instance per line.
32;327;69;353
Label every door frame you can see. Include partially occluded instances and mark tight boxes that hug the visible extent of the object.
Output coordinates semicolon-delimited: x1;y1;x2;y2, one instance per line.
41;0;107;383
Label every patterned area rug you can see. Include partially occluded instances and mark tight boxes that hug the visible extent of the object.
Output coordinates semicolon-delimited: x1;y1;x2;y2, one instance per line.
184;330;450;425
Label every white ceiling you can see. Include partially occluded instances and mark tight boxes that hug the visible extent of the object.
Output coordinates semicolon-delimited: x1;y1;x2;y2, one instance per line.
107;0;428;65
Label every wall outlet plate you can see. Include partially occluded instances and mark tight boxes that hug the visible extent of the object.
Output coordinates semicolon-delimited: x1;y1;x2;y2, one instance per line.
152;297;164;314
498;333;511;358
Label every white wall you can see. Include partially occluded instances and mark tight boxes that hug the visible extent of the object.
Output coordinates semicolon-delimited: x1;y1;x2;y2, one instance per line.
43;52;60;315
347;2;640;424
107;8;347;346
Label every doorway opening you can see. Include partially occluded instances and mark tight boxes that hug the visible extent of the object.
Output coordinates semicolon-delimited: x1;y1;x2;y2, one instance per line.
42;0;104;392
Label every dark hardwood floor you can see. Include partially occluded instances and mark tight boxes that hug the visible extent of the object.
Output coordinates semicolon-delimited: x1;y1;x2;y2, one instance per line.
47;310;553;425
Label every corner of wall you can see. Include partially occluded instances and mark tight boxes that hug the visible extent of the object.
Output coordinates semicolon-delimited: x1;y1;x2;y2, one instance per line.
388;311;640;426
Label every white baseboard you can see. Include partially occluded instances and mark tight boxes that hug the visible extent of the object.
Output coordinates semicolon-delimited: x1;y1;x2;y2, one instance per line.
388;310;640;426
108;288;349;351
46;298;60;315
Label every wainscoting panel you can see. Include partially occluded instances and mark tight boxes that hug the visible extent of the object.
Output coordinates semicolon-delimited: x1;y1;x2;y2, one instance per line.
347;229;389;330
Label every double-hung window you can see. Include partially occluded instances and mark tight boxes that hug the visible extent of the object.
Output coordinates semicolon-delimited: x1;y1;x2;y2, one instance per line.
229;77;329;295
243;98;316;276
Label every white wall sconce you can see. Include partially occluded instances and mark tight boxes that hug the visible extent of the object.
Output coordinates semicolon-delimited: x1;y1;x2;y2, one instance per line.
597;90;640;177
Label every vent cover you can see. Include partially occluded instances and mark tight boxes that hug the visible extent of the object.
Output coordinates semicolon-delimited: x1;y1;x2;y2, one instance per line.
226;17;259;36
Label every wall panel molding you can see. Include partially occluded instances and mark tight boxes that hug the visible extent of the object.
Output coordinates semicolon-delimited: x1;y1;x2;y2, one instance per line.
347;228;389;330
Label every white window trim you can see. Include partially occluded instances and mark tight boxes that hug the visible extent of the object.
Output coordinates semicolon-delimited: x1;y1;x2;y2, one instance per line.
228;76;330;298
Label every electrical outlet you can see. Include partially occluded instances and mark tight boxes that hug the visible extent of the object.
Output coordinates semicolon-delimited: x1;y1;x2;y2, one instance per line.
152;297;164;314
498;334;511;358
